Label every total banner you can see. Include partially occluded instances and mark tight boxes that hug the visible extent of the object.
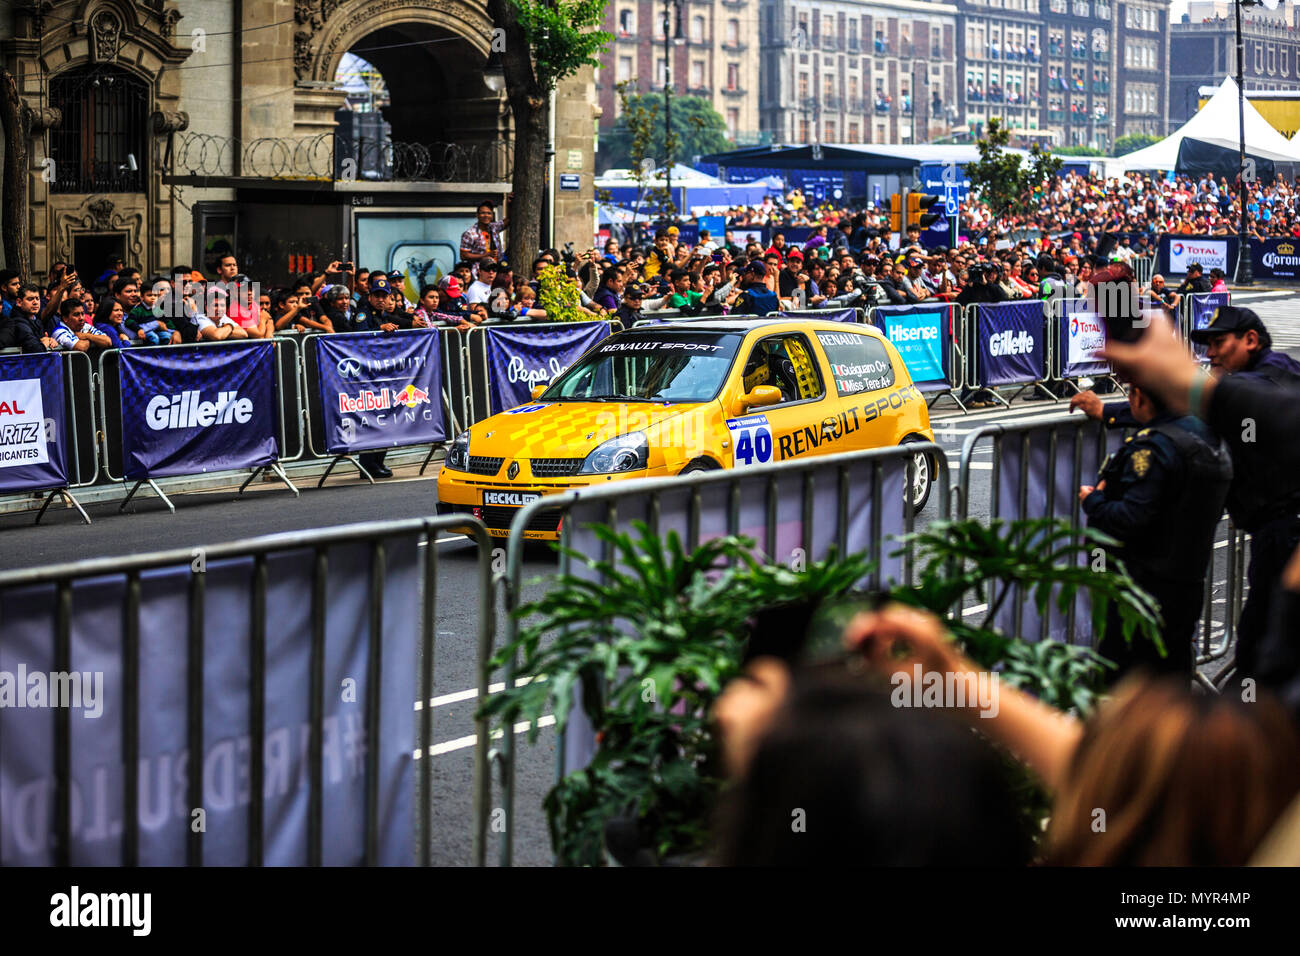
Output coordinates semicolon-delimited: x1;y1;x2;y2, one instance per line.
118;343;278;480
0;353;68;494
1161;235;1234;275
1059;299;1108;378
484;321;611;414
974;301;1046;388
0;540;421;865
314;331;446;454
778;309;859;323
872;304;951;390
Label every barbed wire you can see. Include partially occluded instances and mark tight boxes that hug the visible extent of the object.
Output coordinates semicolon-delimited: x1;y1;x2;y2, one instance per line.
168;132;512;183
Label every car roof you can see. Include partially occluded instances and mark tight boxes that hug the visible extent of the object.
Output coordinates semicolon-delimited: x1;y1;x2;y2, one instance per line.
629;318;887;338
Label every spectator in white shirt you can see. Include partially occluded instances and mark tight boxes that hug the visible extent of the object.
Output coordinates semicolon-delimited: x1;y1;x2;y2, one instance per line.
465;260;498;304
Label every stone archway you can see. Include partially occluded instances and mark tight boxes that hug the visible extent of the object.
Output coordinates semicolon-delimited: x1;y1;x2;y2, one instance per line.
291;0;506;148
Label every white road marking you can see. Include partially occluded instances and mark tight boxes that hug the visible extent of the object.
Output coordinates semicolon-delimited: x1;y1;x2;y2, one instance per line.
416;534;467;547
414;715;556;759
413;675;543;710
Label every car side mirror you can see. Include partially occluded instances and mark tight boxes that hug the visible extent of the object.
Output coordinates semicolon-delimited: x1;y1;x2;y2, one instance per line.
531;385;547;401
738;385;782;412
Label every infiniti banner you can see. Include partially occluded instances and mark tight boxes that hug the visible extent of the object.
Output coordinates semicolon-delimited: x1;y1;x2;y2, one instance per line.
0;353;67;494
119;343;278;480
484;321;610;414
975;301;1046;388
315;331;446;454
872;304;951;390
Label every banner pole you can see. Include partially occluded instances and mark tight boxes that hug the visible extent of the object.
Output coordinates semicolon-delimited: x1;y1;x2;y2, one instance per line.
34;488;91;525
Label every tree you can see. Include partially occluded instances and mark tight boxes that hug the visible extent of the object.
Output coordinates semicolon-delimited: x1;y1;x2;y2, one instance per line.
1112;133;1160;157
593;82;676;230
488;0;610;270
599;93;732;175
965;118;1063;222
1055;145;1104;156
1;67;32;276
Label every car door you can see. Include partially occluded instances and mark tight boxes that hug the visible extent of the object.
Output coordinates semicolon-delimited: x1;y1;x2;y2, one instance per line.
810;327;918;448
725;330;832;468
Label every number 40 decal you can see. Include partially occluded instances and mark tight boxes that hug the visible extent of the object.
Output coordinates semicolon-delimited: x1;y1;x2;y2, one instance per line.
729;415;773;467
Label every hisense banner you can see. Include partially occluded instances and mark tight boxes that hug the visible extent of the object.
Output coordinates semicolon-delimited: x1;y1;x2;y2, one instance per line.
484;321;611;414
0;353;68;494
118;343;278;480
872;304;952;390
315;331;446;454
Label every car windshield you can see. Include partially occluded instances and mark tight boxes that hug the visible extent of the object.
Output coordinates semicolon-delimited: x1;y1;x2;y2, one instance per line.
543;331;743;403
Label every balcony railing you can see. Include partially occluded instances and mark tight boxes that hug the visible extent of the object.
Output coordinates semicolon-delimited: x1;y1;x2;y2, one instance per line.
167;131;513;183
825;95;843;109
721;41;748;52
1048;109;1066;121
1093;50;1109;62
722;86;747;97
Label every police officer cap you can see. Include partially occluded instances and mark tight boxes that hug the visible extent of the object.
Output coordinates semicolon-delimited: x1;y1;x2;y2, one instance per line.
1189;305;1265;342
369;274;391;294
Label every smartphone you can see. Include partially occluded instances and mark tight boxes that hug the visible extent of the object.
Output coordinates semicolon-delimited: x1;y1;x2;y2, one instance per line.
713;251;724;262
324;271;344;284
342;261;354;272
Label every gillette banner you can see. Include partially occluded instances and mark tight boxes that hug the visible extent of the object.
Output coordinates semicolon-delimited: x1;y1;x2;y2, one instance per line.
315;331;446;454
118;343;278;480
974;301;1047;388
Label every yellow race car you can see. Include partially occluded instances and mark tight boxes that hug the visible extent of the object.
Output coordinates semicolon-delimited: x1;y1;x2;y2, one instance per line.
436;318;935;539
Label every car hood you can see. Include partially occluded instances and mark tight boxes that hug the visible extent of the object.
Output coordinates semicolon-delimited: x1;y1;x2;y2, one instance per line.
466;400;712;461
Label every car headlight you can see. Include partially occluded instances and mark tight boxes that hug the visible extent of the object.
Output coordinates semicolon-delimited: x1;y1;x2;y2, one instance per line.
445;431;471;471
579;432;648;475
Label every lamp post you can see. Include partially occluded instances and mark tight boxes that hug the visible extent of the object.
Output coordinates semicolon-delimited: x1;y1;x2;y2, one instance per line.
1234;0;1261;286
662;0;683;221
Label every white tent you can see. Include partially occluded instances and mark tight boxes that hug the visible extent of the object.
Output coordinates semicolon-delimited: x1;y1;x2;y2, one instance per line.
1121;76;1300;170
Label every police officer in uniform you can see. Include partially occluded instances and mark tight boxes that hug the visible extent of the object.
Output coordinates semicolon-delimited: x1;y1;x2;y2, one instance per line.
1073;305;1300;683
1081;382;1233;681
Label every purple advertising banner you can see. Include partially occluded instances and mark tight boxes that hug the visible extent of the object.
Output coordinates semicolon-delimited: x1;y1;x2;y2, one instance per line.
118;343;278;480
484;322;611;414
0;353;68;493
975;301;1047;388
314;331;446;454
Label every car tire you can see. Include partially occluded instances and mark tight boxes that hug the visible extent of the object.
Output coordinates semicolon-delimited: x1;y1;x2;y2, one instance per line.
679;458;721;475
900;437;934;514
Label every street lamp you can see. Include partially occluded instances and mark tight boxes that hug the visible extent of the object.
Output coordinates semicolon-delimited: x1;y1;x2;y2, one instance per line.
1233;0;1271;286
662;0;684;221
482;49;505;94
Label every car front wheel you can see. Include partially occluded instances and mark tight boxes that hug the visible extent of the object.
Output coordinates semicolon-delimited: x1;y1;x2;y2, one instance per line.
900;437;933;514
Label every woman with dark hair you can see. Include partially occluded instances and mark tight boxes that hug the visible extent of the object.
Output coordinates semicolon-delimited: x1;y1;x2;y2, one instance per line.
713;662;1033;866
92;296;132;348
845;605;1300;866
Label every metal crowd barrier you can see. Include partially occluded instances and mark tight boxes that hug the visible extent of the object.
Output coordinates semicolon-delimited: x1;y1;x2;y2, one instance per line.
0;513;496;866
961;300;1058;407
486;442;949;865
955;412;1247;668
95;339;299;509
866;302;967;410
1131;254;1156;288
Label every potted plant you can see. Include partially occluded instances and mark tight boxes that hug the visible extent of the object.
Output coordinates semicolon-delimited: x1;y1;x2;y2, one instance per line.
482;517;1161;865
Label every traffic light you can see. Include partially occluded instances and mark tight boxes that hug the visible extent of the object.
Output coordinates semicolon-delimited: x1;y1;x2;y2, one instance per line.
889;193;903;233
907;192;942;230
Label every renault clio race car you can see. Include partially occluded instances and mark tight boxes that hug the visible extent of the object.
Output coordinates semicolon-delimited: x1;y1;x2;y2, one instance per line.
436;318;936;539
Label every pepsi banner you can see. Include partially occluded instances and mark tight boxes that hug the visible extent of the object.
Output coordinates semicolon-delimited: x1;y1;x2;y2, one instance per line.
315;331;446;454
119;344;278;480
0;353;68;494
1059;299;1108;378
974;301;1046;388
484;321;611;414
873;304;951;391
778;309;859;324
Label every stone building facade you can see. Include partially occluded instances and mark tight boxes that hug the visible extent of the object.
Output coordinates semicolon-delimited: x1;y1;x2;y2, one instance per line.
1;1;596;282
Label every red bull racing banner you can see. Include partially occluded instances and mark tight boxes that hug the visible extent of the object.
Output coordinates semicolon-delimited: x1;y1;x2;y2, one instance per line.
119;342;278;480
0;353;68;494
315;330;446;454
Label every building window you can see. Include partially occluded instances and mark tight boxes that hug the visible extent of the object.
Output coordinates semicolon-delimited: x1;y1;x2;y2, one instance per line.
49;66;148;194
849;121;860;142
656;57;667;87
727;19;739;46
691;15;705;43
617;56;632;82
825;121;835;142
618;7;635;35
691;60;705;88
726;107;739;135
727;62;740;90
